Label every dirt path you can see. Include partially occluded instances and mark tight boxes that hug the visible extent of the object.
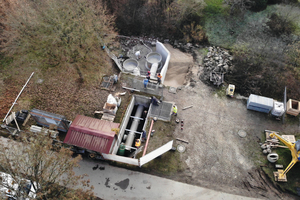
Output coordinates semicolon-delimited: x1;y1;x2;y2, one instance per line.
163;47;299;199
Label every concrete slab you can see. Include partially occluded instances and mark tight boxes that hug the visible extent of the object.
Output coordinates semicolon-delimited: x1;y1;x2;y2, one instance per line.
74;158;261;200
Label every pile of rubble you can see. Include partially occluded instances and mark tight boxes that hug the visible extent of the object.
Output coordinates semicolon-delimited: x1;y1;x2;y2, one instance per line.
261;131;289;155
259;131;290;163
200;46;234;85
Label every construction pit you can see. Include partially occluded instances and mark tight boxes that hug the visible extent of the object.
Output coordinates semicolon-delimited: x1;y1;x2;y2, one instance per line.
2;38;300;199
113;40;300;199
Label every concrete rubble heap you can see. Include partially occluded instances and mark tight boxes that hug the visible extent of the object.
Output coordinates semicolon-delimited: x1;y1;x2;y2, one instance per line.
201;46;234;82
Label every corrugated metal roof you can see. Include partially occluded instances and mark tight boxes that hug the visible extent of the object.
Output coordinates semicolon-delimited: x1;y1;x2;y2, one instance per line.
248;94;273;107
64;115;120;154
30;109;69;132
30;108;66;119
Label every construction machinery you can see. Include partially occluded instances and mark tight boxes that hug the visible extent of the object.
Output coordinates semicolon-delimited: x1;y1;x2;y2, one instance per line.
226;84;235;97
269;132;300;181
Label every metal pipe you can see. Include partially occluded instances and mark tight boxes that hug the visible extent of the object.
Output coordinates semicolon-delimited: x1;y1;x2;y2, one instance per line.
122;86;141;92
142;119;154;157
3;72;35;122
125;105;144;150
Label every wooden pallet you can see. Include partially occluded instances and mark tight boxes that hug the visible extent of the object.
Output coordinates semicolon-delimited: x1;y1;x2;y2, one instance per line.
101;113;115;122
100;76;116;91
274;170;287;182
265;130;279;140
282;135;296;143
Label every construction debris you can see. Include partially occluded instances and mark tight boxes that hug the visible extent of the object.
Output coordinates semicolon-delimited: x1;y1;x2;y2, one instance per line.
176;138;189;144
267;153;279;163
274;170;287;182
182;105;193;110
100;75;117;91
201;46;233;86
210;72;224;86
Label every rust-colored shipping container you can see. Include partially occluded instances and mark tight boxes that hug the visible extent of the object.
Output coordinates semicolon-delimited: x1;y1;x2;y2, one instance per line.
64;115;119;154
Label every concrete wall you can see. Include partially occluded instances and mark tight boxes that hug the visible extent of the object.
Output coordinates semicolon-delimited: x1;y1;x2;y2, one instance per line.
156;41;171;84
111;95;151;155
111;96;135;154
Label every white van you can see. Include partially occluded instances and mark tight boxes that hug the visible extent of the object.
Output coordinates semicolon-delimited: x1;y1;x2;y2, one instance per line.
0;172;37;200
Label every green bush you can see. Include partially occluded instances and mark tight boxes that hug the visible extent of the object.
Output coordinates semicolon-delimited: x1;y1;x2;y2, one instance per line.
204;0;227;16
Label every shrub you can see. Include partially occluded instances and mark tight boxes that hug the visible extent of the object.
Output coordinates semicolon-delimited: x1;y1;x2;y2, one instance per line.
249;0;267;12
267;13;296;36
204;0;227;16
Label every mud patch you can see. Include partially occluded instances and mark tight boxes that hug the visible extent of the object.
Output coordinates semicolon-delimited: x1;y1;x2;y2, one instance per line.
115;178;129;190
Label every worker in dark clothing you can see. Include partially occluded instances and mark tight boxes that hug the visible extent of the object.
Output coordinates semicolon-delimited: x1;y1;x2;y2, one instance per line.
151;96;160;106
157;73;162;85
142;110;148;119
142;130;147;142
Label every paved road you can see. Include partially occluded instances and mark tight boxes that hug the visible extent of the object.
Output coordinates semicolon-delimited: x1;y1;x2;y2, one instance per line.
74;158;260;200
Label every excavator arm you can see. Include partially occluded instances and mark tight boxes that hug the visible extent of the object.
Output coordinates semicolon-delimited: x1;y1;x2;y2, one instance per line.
269;131;300;181
269;132;293;149
277;159;298;180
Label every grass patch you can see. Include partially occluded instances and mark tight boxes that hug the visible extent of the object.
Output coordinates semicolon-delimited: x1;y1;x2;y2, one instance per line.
213;85;227;98
204;0;227;17
140;119;185;175
284;114;299;126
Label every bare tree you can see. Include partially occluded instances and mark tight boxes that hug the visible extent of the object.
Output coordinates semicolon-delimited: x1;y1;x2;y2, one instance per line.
0;135;94;199
1;0;116;78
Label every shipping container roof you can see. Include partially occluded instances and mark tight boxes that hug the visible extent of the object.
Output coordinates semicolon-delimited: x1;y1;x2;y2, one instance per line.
64;115;120;154
70;115;119;137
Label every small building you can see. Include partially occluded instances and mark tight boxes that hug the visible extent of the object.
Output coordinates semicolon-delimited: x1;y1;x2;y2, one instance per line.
30;109;70;132
247;94;273;113
64;115;120;154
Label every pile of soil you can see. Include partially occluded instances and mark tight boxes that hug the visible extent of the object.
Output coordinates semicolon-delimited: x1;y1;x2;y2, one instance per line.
163;44;193;88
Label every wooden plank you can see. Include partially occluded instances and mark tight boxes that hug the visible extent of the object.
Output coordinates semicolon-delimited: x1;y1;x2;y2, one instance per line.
122;86;140;92
176;138;189;144
266;139;279;144
182;105;193;110
101;113;115;122
265;130;278;140
22;113;31;126
270;144;288;149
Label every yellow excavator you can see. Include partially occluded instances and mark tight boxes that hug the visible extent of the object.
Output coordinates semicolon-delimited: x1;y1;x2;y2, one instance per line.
269;132;300;181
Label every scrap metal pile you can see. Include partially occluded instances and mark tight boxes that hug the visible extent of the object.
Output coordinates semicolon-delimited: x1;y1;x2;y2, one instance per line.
261;131;288;155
